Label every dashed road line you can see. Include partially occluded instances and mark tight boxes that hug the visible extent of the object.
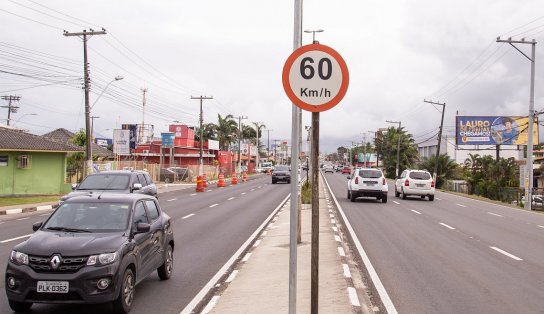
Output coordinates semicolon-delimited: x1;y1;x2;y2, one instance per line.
225;270;239;283
261;230;268;236
331;219;336;224
167;198;177;202
253;240;261;248
202;295;220;314
16;217;29;221
338;247;346;257
487;212;503;217
439;222;456;230
250;189;255;191
242;253;252;262
210;203;219;208
538;225;544;229
1;234;32;244
227;197;235;201
456;204;466;207
182;213;195;220
241;192;246;195
342;264;352;278
411;210;421;215
393;201;400;205
332;226;338;232
490;246;523;261
436;198;442;201
334;235;341;242
347;287;361;307
190;193;197;196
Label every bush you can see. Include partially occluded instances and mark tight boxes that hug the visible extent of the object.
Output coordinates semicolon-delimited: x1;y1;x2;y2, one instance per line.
301;181;312;204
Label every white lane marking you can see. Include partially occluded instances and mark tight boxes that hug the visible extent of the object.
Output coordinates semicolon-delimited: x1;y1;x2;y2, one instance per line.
241;192;246;195
253;240;261;248
225;270;239;283
490;246;523;261
342;264;352;278
209;204;219;208
321;174;398;314
0;222;3;225
262;231;268;236
411;210;421;215
39;214;50;217
250;189;255;192
182;214;195;220
456;204;466;208
190;193;197;196
348;287;361;307
206;190;212;192
439;222;456;230
227;197;235;201
201;295;220;314
488;212;503;217
329;214;334;218
331;219;336;224
338;247;346;257
393;201;400;205
332;226;338;232
16;217;29;221
334;235;341;242
436;198;442;201
167;198;177;202
258;185;262;189
242;253;252;262
0;234;32;244
538;225;544;229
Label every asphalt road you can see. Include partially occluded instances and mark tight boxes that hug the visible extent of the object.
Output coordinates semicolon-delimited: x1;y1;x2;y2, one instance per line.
0;174;289;314
323;171;544;314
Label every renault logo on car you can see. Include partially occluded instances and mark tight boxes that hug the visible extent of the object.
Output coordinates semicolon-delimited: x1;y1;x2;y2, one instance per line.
50;255;61;270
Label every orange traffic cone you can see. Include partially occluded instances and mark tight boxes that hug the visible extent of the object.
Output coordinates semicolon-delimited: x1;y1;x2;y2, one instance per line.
196;176;204;192
242;171;248;182
231;172;238;185
217;173;225;187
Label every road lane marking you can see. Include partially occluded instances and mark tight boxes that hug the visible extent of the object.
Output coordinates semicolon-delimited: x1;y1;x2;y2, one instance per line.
487;212;503;217
411;210;421;215
490;246;523;261
338;247;346;256
227;197;235;201
202;295;220;314
439;222;456;230
225;270;239;283
262;231;268;236
253;240;261;248
1;234;32;243
348;287;361;307
206;190;212;192
538;225;544;229
182;214;195;220
393;201;400;205
241;192;246;195
436;198;442;200
190;193;197;196
209;204;219;208
342;264;352;278
39;214;50;217
16;217;29;221
334;235;341;242
167;198;177;202
242;253;252;262
332;226;338;232
456;204;466;207
250;189;255;191
331;219;336;224
329;214;334;218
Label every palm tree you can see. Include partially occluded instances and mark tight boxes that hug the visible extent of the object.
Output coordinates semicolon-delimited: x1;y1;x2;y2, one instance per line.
215;114;237;150
377;126;418;178
194;123;216;142
419;154;458;188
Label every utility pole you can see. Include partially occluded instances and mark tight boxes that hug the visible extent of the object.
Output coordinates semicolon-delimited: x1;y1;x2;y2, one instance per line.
497;36;537;210
254;122;263;171
234;115;248;173
386;120;402;177
191;96;213;176
1;95;21;126
273;139;280;164
140;88;148;143
266;129;273;161
424;100;446;182
64;28;106;176
90;116;100;140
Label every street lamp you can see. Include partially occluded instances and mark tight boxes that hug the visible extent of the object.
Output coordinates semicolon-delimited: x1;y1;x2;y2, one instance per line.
386;120;402;177
91;76;124;110
304;29;324;44
12;113;37;126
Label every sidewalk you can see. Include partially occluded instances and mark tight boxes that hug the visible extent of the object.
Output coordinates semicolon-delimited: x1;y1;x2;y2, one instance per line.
205;177;366;313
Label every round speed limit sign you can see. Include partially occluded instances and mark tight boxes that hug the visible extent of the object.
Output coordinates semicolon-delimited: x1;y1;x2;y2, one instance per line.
282;43;349;112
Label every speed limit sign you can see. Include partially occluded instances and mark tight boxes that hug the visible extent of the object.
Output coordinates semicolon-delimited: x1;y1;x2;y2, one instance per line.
282;43;349;112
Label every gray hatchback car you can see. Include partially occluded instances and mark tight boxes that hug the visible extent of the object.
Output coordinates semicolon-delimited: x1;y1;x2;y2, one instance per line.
59;170;158;205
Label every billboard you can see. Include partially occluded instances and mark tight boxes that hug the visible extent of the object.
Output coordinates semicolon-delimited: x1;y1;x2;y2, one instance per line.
456;116;538;145
161;133;175;147
121;124;138;149
113;129;130;155
95;138;112;147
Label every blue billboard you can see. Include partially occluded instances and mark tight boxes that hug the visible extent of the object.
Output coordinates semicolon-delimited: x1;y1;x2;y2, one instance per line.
161;132;175;147
456;116;538;145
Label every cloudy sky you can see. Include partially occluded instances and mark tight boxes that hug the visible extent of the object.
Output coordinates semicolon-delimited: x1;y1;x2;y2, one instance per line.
1;0;543;153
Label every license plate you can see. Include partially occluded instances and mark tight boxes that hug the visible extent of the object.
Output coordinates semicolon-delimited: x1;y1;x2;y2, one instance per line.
37;281;69;293
416;184;425;188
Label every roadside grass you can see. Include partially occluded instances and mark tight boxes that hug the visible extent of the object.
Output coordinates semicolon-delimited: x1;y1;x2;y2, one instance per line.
0;196;60;207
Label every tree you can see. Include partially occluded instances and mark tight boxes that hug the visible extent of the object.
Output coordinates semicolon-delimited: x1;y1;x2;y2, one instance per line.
376;126;418;178
215;114;237;150
194;123;216;142
418;154;458;188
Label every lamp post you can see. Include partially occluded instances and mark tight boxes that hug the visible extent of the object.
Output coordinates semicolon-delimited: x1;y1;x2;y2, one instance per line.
386;120;402;177
254;122;263;172
12;113;37;126
91;76;124;110
304;29;324;44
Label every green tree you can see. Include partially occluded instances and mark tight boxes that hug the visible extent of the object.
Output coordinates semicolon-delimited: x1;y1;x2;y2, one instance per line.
194;123;216;142
215;114;237;150
376;126;418;178
418;154;459;188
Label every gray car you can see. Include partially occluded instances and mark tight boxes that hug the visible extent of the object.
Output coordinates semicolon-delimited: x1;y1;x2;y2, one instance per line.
59;170;158;205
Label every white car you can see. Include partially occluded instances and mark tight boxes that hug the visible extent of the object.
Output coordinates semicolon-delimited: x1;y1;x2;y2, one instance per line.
395;169;435;201
323;164;334;173
347;168;388;203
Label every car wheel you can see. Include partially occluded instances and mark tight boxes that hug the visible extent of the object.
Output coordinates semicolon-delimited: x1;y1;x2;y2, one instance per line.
347;190;351;199
421;196;425;199
8;300;32;312
429;195;435;201
158;244;173;280
113;268;135;314
382;195;388;203
395;187;400;198
401;189;407;200
272;180;276;184
287;180;291;184
350;192;357;202
164;177;171;183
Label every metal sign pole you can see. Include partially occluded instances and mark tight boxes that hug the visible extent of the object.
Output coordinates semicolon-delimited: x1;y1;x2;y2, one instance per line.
311;111;320;313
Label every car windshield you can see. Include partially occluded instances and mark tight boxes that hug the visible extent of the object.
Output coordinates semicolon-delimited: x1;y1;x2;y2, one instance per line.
77;174;130;190
359;170;382;178
275;166;290;172
409;172;432;180
44;202;131;232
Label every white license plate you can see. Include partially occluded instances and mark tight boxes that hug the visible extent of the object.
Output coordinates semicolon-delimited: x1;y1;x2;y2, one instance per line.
416;184;425;188
37;281;69;293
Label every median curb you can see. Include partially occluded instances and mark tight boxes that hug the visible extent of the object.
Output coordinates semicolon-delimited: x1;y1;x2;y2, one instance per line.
0;203;57;216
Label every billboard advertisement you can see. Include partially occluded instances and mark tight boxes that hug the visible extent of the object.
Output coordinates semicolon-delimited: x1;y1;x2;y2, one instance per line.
121;124;138;149
113;129;130;155
456;116;538;145
95;138;112;147
161;133;175;147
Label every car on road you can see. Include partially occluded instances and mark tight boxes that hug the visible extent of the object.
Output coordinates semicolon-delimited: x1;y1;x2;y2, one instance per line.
341;166;351;174
5;193;174;313
395;169;435;201
347;168;388;203
59;170;158;205
160;168;177;183
272;165;291;184
323;164;334;173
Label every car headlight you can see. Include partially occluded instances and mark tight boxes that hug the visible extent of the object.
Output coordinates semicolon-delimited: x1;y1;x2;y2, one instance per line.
87;252;117;266
10;251;29;265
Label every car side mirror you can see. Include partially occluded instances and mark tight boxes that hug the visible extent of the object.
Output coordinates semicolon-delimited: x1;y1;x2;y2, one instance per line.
134;222;150;234
71;183;78;190
132;183;142;191
32;221;43;232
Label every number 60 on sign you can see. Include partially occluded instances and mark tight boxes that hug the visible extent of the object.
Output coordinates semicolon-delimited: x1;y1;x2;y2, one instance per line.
282;43;349;112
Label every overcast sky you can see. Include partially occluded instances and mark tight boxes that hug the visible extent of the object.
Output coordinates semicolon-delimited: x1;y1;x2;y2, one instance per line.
1;0;543;153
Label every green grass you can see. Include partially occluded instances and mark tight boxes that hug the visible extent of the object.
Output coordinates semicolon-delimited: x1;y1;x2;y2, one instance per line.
0;196;60;207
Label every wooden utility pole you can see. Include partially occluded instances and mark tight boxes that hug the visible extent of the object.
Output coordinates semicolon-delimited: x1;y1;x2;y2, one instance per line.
191;96;213;176
424;100;446;181
1;95;21;126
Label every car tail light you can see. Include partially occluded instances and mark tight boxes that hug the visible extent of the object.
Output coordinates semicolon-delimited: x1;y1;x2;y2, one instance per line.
404;179;409;187
431;180;435;188
382;178;386;185
355;177;359;184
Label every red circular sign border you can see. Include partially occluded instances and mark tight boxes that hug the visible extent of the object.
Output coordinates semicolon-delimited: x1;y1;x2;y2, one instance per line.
282;43;349;112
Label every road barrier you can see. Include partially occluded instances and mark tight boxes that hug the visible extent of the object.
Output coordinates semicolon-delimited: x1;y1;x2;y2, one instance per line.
231;172;238;185
242;171;248;182
196;176;204;192
217;173;225;188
